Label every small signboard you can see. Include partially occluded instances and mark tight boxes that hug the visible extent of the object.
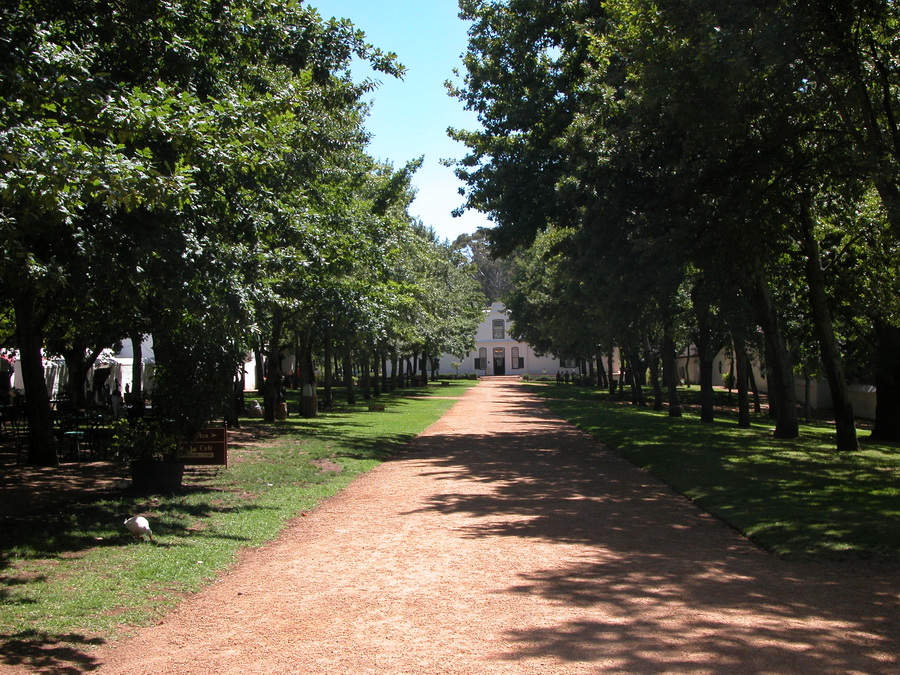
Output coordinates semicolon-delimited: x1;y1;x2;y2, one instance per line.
178;427;228;466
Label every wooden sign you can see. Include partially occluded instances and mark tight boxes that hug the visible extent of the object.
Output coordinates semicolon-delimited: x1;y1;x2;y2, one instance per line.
179;427;228;466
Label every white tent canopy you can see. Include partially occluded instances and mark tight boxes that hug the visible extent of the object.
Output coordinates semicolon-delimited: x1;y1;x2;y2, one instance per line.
2;336;156;404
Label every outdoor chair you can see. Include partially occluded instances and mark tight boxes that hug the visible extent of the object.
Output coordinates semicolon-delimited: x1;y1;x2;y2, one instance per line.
55;414;90;462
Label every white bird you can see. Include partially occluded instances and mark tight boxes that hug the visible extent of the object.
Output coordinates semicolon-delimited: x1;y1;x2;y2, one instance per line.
124;515;156;543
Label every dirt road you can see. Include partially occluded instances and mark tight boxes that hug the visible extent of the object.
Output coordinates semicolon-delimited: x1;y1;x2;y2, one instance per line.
94;378;899;674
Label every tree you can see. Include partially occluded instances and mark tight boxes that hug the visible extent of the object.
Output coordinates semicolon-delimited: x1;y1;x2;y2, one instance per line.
781;2;900;439
1;0;401;464
451;228;515;302
397;223;486;379
449;0;604;255
775;2;900;239
1;5;195;463
451;0;900;449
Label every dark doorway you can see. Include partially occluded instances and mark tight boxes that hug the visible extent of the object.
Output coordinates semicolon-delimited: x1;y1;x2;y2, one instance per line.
493;347;506;376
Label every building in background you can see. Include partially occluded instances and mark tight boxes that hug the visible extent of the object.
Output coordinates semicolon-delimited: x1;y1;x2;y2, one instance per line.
437;302;600;377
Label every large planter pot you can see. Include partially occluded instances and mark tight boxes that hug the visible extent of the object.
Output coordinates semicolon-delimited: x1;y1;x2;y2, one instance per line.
130;459;184;493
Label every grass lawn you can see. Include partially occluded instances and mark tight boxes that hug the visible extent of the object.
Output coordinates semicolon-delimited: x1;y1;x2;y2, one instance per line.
0;380;476;667
529;382;900;559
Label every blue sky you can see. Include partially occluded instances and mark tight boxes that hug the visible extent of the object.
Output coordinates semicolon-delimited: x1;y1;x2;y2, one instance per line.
310;0;490;242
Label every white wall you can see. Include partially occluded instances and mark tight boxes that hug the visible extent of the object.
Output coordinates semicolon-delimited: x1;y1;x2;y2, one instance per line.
438;302;619;377
680;348;878;421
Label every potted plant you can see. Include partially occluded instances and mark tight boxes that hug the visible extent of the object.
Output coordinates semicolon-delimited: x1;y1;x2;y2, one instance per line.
111;418;184;492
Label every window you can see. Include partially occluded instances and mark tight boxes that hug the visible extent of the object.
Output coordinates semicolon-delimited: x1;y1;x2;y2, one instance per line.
511;347;524;369
475;347;488;370
492;319;505;340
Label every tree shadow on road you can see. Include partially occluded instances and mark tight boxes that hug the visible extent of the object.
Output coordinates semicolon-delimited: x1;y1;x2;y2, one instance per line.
0;631;104;673
393;381;900;674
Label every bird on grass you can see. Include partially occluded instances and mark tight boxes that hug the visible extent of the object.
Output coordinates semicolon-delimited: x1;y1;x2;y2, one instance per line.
124;515;156;543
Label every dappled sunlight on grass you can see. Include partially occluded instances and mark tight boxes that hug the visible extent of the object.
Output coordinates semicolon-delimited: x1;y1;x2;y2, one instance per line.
528;384;900;558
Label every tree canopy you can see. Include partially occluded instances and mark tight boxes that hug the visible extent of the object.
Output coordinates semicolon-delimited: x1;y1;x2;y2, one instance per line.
451;0;900;449
1;0;484;465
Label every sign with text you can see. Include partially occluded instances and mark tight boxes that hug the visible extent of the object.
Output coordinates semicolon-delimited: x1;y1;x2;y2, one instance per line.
178;427;228;466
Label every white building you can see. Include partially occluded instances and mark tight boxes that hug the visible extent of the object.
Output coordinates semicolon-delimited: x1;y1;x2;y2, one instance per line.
437;302;596;377
676;346;877;421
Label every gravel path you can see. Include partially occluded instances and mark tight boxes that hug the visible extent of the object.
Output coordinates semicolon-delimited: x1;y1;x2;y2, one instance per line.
94;378;900;674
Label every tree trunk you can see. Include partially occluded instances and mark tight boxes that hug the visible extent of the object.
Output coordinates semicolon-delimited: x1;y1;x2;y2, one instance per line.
727;358;735;403
420;352;428;385
607;352;615;395
344;342;355;404
691;281;715;423
596;349;608;388
62;343;102;411
226;366;244;429
649;355;664;412
254;342;265;397
323;324;333;409
635;354;646;386
748;360;762;414
372;350;381;396
799;197;858;451
627;349;646;406
14;294;58;466
802;368;813;423
661;321;682;418
874;177;900;242
735;341;751;428
361;350;371;400
130;331;144;400
642;335;663;411
263;308;283;423
698;350;715;423
297;334;318;419
747;271;799;438
871;321;900;440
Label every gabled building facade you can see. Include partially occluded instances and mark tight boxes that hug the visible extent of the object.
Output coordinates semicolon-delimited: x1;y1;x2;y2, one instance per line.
438;302;597;377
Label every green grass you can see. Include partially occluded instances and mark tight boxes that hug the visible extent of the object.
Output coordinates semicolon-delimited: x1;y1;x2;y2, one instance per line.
529;383;900;559
0;380;475;670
